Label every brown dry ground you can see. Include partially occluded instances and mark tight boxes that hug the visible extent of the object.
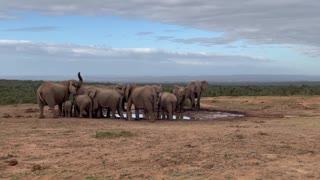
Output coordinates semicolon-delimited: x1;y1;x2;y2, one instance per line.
1;96;320;180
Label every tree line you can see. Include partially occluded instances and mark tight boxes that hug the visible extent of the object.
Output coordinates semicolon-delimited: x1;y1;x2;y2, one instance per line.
1;79;320;105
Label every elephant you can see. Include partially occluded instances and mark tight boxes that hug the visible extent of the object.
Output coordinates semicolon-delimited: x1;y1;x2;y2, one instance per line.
74;92;94;118
158;92;177;120
62;100;73;118
125;84;162;121
89;87;124;119
172;85;193;112
37;72;83;118
186;80;209;110
77;84;126;118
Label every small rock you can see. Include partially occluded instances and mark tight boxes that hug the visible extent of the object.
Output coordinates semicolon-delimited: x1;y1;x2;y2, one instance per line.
32;164;42;172
6;159;18;166
2;114;11;118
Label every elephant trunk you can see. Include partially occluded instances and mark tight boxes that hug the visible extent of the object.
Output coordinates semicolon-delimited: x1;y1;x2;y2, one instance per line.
78;72;83;85
157;94;162;119
121;97;126;112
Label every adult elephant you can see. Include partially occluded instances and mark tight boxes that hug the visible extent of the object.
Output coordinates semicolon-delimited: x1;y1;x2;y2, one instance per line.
77;84;126;118
186;80;209;110
125;84;161;121
158;92;177;120
89;87;125;119
37;72;83;118
172;85;193;112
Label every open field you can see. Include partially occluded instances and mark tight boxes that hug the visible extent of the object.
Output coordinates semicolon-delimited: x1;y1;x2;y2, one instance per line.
1;96;320;179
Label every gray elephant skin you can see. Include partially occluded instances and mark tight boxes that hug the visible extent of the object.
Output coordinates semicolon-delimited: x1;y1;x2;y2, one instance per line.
126;84;162;121
186;80;209;110
158;92;177;120
74;88;96;118
173;85;193;112
88;87;124;119
37;72;83;118
77;84;126;118
62;100;73;118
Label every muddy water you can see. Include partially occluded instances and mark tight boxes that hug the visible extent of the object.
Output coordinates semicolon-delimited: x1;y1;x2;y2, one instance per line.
194;111;244;120
103;110;244;120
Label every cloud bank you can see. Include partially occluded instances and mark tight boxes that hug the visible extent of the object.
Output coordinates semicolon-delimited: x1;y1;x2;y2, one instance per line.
0;40;272;76
1;0;319;49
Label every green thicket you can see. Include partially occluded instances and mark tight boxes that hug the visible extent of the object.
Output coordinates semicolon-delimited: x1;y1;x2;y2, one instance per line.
0;80;320;105
0;80;42;105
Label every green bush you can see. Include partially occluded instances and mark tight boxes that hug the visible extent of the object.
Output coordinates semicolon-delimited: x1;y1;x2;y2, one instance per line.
1;80;320;105
95;130;133;139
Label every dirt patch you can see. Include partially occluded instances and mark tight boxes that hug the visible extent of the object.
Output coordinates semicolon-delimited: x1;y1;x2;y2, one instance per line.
1;97;320;179
24;108;39;113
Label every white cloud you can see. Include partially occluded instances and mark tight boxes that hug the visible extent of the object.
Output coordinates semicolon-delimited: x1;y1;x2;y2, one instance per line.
0;40;268;63
1;0;319;50
0;39;274;75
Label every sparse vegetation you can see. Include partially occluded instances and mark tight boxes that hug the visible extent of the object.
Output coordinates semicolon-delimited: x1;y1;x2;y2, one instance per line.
1;79;320;105
258;131;269;136
85;176;98;180
95;130;133;139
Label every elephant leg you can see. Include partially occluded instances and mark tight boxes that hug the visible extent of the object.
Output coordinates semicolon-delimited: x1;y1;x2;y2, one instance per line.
95;109;99;118
126;99;133;121
169;110;173;120
88;105;93;119
62;108;65;117
89;110;92;119
38;102;45;119
49;105;58;118
58;103;63;116
70;107;73;117
191;94;196;109
96;108;102;118
68;111;71;118
118;107;124;119
106;108;111;118
145;109;155;122
79;108;83;118
73;105;77;117
135;109;140;120
161;111;166;120
179;103;184;113
108;108;114;119
149;111;156;122
196;93;201;110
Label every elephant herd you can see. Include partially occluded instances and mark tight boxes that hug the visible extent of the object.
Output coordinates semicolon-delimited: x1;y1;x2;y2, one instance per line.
36;72;209;121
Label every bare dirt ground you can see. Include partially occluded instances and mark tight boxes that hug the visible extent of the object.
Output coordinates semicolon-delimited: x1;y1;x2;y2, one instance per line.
1;96;320;179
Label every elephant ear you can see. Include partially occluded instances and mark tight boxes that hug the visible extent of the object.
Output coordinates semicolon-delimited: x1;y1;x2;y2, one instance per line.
201;80;209;90
187;81;196;92
184;87;193;97
69;81;77;95
125;84;136;99
88;88;97;99
152;85;163;94
172;85;180;94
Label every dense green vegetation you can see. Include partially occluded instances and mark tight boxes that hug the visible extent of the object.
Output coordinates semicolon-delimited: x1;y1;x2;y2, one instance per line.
1;79;320;105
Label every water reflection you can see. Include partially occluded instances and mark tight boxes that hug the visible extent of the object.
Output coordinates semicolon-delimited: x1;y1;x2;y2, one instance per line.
102;111;244;120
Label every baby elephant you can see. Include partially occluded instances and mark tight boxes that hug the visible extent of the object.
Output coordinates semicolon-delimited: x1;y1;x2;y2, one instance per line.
158;92;177;120
62;100;73;118
74;94;93;118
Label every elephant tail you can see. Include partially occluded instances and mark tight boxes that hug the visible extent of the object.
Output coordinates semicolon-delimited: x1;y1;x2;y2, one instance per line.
89;99;93;117
172;100;177;115
37;85;46;104
157;94;162;119
121;96;126;112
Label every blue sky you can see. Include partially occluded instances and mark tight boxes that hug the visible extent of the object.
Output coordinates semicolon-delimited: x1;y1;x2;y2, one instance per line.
0;1;319;77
